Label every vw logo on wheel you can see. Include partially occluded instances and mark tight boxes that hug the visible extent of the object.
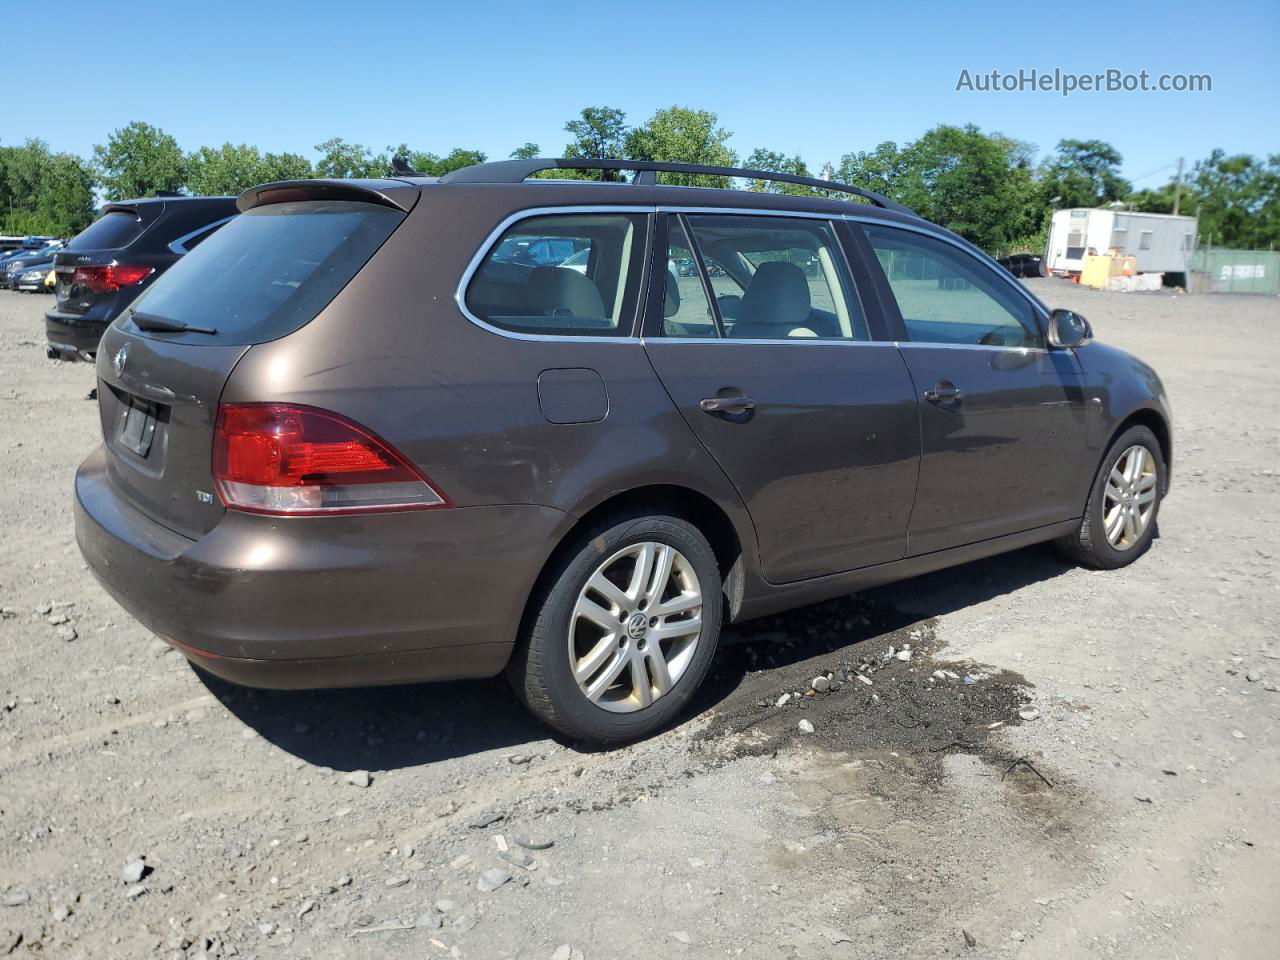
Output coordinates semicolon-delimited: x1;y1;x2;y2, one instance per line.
113;344;129;377
626;612;648;640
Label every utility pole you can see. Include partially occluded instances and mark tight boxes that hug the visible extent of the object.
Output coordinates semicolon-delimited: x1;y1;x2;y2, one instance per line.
1172;157;1184;216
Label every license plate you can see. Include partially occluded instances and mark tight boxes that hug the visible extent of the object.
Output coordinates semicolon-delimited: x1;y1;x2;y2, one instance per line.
118;396;158;457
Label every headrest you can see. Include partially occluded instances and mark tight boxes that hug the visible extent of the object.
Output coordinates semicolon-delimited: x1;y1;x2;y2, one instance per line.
735;261;811;328
528;267;606;318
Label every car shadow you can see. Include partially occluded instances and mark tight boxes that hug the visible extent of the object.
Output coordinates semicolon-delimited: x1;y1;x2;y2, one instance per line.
196;543;1077;770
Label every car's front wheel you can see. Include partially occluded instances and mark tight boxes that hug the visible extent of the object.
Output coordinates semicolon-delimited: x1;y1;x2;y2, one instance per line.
509;514;723;743
1057;424;1165;569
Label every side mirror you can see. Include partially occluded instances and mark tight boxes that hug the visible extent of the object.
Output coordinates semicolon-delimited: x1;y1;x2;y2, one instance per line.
1047;308;1092;349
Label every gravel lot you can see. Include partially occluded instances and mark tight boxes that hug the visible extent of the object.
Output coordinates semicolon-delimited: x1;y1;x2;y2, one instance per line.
1;280;1277;960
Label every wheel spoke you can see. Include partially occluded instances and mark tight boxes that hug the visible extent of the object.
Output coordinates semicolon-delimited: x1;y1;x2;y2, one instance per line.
645;544;675;605
1136;487;1157;505
586;572;629;613
584;649;630;702
650;616;701;644
1105;504;1126;542
652;590;700;618
1109;466;1126;491
626;542;656;603
1136;472;1158;493
574;634;618;683
1105;480;1124;504
574;596;619;632
1125;447;1146;483
629;657;653;708
1122;508;1138;544
644;648;673;696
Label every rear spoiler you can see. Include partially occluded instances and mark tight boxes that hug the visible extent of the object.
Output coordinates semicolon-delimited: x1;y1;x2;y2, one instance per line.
237;179;420;214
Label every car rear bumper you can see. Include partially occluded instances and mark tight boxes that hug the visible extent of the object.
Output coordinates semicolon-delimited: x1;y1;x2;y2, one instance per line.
46;310;110;359
74;444;574;688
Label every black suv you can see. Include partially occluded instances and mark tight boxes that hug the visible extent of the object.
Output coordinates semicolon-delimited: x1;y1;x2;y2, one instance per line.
45;196;238;360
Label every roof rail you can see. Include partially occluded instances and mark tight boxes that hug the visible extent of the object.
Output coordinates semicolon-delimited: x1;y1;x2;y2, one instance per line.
438;158;916;217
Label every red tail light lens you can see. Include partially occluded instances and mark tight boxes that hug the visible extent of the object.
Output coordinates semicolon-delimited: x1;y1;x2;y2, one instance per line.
213;404;449;515
73;264;154;293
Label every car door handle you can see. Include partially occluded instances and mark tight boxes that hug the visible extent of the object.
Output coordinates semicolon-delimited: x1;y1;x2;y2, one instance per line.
700;393;756;415
924;381;962;406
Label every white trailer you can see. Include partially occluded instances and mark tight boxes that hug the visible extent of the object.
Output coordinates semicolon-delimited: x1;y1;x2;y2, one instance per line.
1045;208;1198;276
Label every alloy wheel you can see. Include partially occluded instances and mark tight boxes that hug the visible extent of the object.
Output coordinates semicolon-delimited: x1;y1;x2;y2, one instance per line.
1103;444;1158;550
568;541;703;713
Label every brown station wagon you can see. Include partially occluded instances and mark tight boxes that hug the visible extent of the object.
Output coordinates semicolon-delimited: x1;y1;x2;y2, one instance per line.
75;158;1172;742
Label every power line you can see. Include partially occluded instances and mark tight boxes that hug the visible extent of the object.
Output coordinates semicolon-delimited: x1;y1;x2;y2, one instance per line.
1129;161;1179;184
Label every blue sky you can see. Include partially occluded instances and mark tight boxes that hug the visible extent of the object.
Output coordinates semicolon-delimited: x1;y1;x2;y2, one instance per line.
9;0;1278;187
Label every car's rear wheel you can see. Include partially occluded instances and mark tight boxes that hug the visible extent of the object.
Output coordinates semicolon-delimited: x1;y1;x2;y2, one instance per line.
509;514;723;743
1056;425;1165;569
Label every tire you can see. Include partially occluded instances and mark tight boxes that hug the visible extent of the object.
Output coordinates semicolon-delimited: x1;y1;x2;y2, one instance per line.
1056;425;1165;570
509;514;723;744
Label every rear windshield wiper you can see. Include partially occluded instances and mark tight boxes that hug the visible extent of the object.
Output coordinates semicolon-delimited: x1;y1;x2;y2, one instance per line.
129;310;218;336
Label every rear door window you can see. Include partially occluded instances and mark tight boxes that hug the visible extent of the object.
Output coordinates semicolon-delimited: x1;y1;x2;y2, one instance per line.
679;214;868;340
465;214;647;336
68;210;147;251
127;200;404;344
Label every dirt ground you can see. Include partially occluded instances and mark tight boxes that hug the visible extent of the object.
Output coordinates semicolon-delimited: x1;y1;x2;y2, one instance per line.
1;280;1277;960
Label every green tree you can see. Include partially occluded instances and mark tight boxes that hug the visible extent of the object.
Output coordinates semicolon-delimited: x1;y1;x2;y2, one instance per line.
1039;139;1130;209
561;106;628;179
1186;150;1279;248
0;140;96;236
188;144;315;194
510;142;541;160
255;151;314;184
93;121;187;200
314;138;385;179
415;148;486;176
624;106;736;187
880;124;1038;249
743;148;815;195
1128;152;1280;248
386;144;486;177
836;141;909;199
186;143;268;196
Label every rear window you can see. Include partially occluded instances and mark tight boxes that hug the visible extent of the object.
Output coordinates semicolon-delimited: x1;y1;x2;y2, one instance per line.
128;200;404;344
68;210;146;251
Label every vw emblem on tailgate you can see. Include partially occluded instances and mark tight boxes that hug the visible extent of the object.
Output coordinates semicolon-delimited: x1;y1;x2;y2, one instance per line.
113;344;130;377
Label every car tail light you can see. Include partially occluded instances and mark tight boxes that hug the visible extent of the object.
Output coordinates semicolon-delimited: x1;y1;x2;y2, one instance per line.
72;264;154;293
213;404;449;515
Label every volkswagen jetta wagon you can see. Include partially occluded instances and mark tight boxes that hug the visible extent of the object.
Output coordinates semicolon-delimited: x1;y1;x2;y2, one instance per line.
75;158;1171;742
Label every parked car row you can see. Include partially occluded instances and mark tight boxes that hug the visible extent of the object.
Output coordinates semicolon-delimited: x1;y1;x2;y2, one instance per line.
1;244;61;291
73;157;1172;743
